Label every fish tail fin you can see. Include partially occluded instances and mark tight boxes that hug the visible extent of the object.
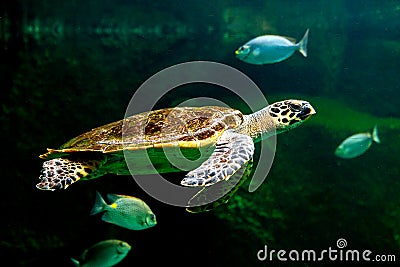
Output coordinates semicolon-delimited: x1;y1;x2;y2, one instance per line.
297;28;309;57
90;191;107;215
372;125;381;143
71;258;80;267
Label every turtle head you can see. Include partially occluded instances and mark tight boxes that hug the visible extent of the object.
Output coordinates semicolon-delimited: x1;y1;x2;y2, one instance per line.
268;99;316;133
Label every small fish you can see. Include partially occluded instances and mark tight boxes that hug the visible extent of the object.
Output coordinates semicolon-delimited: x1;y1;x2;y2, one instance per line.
90;191;157;230
235;29;309;65
335;125;380;159
71;239;131;267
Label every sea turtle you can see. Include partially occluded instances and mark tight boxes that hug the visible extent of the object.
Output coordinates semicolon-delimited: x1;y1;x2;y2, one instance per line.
36;99;315;192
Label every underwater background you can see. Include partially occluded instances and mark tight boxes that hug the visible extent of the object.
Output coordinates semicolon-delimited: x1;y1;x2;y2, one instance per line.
1;0;400;266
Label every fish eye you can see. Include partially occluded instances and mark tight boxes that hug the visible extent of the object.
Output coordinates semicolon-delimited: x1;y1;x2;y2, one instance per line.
289;103;302;112
119;242;126;247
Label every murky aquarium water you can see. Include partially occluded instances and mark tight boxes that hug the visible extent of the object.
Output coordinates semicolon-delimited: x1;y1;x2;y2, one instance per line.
1;0;400;266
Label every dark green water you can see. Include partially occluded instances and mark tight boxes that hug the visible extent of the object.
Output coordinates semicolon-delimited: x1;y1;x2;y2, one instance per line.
1;0;400;266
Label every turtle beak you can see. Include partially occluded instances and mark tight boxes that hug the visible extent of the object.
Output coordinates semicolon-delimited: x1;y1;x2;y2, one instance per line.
297;102;316;120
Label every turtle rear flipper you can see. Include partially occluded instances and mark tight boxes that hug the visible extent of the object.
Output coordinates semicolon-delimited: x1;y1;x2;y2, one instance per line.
36;157;105;191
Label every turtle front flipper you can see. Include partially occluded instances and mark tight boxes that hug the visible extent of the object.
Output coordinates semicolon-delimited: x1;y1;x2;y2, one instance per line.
36;156;106;191
181;131;254;187
186;160;253;213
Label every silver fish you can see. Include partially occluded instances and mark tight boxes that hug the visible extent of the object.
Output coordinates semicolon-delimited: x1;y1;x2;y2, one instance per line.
235;29;309;65
90;191;157;230
335;125;380;159
71;239;131;267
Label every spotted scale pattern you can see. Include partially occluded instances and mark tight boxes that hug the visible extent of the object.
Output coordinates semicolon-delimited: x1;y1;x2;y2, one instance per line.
36;156;105;191
180;130;254;187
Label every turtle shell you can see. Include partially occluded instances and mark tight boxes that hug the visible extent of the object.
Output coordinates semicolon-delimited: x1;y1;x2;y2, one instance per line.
40;106;244;160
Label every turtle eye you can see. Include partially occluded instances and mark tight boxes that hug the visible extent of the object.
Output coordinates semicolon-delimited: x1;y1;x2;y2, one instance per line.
289;103;302;112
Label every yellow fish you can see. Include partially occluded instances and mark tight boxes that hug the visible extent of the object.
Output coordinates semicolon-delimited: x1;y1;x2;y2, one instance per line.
90;191;157;230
